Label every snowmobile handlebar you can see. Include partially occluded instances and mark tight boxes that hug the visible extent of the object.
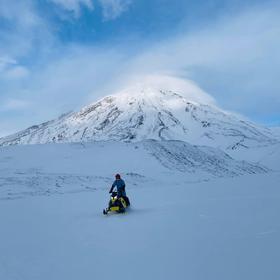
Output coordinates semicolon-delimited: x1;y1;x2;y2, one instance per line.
109;191;118;197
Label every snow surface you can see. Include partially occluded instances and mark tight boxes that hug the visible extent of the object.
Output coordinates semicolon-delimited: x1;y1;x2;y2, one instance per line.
0;172;280;280
0;141;267;200
227;142;280;171
271;126;280;137
0;141;280;280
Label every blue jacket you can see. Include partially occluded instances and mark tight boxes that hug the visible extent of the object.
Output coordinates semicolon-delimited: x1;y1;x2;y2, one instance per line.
110;179;126;197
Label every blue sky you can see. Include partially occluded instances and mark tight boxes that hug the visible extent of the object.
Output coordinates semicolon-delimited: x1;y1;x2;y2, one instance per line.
0;0;280;136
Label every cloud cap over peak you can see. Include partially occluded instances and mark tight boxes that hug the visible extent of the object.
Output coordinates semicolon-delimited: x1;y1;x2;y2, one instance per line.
113;74;216;106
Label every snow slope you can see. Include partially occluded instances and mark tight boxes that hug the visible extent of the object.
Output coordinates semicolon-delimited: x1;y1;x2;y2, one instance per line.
271;126;280;137
0;80;278;151
0;141;267;200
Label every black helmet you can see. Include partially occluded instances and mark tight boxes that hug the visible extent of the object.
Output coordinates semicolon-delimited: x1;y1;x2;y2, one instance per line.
115;173;121;179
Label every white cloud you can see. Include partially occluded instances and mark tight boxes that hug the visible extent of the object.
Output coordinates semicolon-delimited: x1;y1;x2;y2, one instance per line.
47;0;132;20
0;56;16;70
49;0;94;17
115;74;216;105
113;5;280;117
0;0;41;27
0;56;30;80
1;99;29;111
126;7;280;75
4;66;30;80
98;0;132;21
0;0;55;59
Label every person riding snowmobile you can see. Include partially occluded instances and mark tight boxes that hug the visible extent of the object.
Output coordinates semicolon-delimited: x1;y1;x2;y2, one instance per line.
109;174;130;206
103;174;131;214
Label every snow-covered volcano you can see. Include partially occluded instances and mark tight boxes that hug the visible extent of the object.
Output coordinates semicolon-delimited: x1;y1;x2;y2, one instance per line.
0;77;278;150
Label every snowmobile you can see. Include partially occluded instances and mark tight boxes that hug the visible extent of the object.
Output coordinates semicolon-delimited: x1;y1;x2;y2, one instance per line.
103;191;130;215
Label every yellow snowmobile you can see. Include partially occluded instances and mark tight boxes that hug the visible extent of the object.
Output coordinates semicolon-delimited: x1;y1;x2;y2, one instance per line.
103;191;130;215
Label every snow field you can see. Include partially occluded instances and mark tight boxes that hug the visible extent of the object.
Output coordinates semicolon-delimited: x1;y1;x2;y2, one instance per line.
0;173;280;280
0;139;279;280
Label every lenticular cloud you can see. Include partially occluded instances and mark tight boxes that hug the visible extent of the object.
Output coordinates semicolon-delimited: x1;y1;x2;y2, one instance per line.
119;74;216;106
